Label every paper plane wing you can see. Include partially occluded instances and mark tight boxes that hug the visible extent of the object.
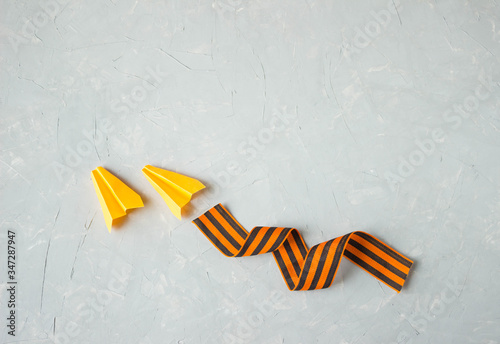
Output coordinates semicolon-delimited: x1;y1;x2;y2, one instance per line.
142;165;205;219
91;167;144;231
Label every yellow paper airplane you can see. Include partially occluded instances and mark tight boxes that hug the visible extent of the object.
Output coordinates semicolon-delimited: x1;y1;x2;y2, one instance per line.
142;165;205;219
91;167;144;231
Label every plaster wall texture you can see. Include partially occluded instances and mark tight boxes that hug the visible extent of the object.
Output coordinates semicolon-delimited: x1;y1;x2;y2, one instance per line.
0;0;499;343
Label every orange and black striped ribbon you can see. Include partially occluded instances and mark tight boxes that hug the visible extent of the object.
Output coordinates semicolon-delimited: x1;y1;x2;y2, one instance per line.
193;204;413;292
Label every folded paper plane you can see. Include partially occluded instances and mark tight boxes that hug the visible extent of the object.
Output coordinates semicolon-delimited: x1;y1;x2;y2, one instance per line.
91;167;144;231
142;165;205;219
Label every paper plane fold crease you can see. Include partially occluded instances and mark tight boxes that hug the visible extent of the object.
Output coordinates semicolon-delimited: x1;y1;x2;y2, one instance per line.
91;167;144;231
142;165;205;219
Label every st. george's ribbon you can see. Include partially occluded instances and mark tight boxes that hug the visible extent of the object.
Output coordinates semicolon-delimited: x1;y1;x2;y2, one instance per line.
193;204;413;292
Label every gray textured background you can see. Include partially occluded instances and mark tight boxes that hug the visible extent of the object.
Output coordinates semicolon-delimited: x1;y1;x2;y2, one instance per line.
1;0;500;343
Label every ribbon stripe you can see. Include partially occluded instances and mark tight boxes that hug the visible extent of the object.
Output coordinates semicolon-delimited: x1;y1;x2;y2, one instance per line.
193;204;413;293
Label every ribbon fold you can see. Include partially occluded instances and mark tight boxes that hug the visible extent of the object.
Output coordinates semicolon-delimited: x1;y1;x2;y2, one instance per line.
193;204;413;293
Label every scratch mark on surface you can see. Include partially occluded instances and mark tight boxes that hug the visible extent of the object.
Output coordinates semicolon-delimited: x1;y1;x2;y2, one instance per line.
56;117;60;152
17;76;46;90
159;48;192;70
40;238;52;311
112;67;157;87
405;319;420;335
54;208;60;223
94;112;101;161
331;188;342;219
460;29;495;56
210;22;229;94
392;0;402;25
254;51;267;123
139;112;164;129
327;59;357;144
448;167;464;208
377;281;387;295
70;225;90;280
158;48;215;72
0;159;32;185
443;17;450;31
40;208;60;311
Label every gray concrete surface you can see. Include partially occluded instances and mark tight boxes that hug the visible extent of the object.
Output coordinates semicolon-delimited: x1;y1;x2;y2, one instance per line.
1;0;499;343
